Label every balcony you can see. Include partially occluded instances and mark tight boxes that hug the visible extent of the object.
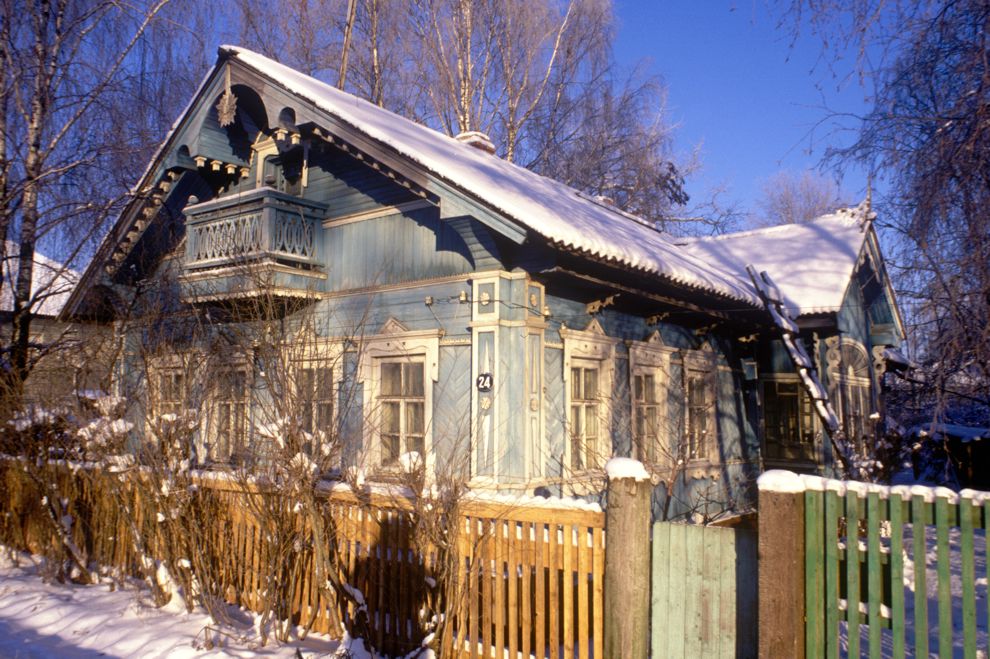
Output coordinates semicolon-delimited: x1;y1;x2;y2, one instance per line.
181;187;328;305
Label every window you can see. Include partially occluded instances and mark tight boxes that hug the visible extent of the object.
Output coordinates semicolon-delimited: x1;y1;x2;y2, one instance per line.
378;359;426;466
561;320;618;473
632;372;661;463
298;366;333;433
157;370;186;417
297;365;334;456
826;339;875;452
357;321;440;475
212;368;249;463
569;360;601;470
682;349;717;463
629;332;674;465
763;379;816;461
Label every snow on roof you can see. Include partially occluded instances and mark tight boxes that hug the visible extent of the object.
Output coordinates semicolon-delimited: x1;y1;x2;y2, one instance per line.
223;46;760;305
675;209;869;316
1;242;79;316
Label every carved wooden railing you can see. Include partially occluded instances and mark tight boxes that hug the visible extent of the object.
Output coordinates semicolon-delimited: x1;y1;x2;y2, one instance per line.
184;187;326;270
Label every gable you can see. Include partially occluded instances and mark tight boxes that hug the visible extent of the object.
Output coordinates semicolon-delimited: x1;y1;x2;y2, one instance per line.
677;207;873;318
68;46;770;320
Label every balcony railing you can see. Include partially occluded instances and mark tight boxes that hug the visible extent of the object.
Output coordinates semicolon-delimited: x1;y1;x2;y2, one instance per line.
184;187;327;271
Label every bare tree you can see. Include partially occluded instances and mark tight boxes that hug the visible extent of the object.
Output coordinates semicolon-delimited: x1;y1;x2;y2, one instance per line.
753;170;846;227
0;0;203;413
777;0;990;427
224;0;691;227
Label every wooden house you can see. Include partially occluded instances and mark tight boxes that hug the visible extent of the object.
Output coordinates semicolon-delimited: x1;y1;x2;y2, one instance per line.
62;47;904;517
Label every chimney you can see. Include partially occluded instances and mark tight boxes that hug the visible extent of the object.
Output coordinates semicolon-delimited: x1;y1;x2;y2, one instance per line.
454;131;496;155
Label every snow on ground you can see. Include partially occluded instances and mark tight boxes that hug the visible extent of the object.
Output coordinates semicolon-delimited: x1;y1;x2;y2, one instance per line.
0;551;342;658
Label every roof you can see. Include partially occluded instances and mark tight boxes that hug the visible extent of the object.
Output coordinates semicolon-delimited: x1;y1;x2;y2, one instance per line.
1;242;79;317
221;46;761;306
675;209;872;316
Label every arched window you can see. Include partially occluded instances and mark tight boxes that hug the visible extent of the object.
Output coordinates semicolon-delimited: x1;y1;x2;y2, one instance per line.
829;340;874;451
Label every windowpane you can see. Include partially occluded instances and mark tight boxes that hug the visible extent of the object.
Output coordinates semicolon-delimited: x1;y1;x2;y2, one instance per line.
404;362;424;396
643;374;656;403
584;368;598;399
407;435;425;458
585;406;598;439
383;402;400;434
377;358;427;467
571;368;581;398
381;362;401;396
570;405;582;438
382;435;400;464
406;402;424;435
646;407;659;439
634;374;644;401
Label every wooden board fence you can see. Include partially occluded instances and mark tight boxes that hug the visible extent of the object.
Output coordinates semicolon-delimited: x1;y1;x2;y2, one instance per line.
651;520;758;658
0;461;605;658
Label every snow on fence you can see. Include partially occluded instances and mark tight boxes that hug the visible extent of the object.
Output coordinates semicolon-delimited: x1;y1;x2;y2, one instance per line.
759;470;989;659
0;462;605;658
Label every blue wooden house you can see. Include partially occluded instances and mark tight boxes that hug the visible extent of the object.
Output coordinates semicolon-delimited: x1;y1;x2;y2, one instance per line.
63;47;904;516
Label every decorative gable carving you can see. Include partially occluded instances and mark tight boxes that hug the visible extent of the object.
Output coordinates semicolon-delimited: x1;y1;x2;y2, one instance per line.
380;317;409;335
583;317;607;336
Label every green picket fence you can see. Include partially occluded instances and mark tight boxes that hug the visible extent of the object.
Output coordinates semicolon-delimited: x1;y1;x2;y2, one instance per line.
804;480;989;658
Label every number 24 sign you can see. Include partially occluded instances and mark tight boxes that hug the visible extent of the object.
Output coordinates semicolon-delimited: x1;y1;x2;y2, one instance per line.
476;373;493;392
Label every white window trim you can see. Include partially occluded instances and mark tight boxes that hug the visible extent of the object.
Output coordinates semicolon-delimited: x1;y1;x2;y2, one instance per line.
561;319;619;473
629;332;676;465
357;321;441;475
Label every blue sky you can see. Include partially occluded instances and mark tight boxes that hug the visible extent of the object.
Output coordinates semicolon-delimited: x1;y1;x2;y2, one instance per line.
612;1;873;220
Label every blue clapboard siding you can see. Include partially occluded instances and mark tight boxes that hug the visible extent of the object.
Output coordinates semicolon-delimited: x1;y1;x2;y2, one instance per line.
544;347;565;480
324;208;476;291
433;344;472;477
651;521;758;658
307;148;418;217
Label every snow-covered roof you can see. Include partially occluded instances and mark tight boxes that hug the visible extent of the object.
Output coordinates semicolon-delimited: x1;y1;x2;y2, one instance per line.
222;46;760;305
1;242;79;316
676;209;870;316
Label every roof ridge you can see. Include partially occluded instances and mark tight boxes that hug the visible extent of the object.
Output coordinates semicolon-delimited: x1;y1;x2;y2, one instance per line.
678;211;862;244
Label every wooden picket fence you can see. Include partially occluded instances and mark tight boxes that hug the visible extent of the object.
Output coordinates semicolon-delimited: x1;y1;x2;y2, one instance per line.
803;479;989;658
0;461;604;658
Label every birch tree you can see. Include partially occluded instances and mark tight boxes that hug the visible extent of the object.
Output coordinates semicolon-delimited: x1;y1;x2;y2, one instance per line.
227;0;691;226
0;0;186;411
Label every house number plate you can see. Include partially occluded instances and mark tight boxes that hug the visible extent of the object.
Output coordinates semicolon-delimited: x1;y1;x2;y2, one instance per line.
476;373;493;392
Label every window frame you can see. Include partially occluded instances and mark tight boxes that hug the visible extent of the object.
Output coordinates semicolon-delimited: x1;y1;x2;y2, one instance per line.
561;320;619;473
681;347;718;464
761;375;817;462
357;321;440;476
825;337;876;453
377;357;427;468
288;340;345;462
209;363;252;465
629;332;675;466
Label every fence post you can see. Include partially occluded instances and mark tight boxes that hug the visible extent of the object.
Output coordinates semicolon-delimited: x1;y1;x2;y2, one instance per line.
604;458;652;659
758;469;806;658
